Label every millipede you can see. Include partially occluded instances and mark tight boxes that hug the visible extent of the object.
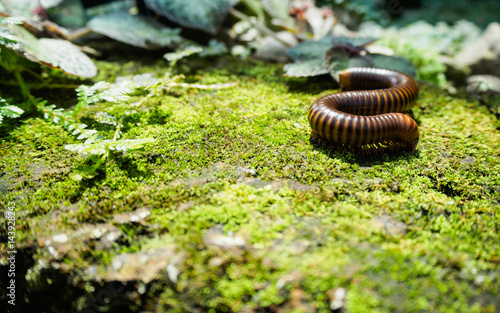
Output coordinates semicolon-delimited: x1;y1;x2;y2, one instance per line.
308;67;419;155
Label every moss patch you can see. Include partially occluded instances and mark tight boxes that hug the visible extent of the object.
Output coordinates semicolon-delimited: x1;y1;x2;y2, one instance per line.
1;55;499;312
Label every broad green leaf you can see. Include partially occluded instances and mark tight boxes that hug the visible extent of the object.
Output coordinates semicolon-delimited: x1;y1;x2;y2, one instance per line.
370;53;416;78
0;98;23;124
36;38;97;78
45;0;86;28
0;17;23;25
288;40;332;61
144;0;232;35
40;0;65;9
324;45;373;82
3;24;96;78
0;0;39;18
85;0;135;18
0;26;17;45
347;56;374;68
327;36;378;48
283;58;328;78
88;12;183;50
239;0;266;22
261;0;292;24
324;44;416;81
288;36;378;61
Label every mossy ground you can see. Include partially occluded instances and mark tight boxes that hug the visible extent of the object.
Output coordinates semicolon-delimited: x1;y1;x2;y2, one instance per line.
1;54;499;313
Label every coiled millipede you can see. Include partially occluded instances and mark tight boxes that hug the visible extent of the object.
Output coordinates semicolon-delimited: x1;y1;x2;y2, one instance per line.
308;67;419;155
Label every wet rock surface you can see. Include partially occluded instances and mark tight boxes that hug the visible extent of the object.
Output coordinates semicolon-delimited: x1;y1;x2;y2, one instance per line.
101;246;183;284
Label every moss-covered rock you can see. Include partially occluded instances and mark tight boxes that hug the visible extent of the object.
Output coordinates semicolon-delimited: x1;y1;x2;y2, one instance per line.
1;55;499;313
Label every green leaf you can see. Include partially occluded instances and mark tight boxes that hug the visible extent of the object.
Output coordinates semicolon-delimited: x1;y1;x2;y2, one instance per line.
261;0;293;25
68;171;83;181
0;0;39;18
87;12;183;50
75;81;135;109
0;104;24;118
239;0;266;22
283;58;328;78
323;44;416;81
0;17;24;26
328;36;378;48
0;43;21;71
85;0;135;19
94;112;117;126
144;0;232;35
0;25;18;47
77;129;98;140
288;36;378;61
288;40;332;61
109;138;153;152
97;83;136;103
164;45;203;66
324;45;373;81
40;0;65;9
76;82;105;104
0;99;24;124
45;0;86;28
370;53;417;78
2;24;97;78
65;141;107;155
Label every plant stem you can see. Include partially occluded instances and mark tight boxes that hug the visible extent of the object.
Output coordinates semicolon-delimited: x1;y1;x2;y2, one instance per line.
13;70;31;99
112;118;123;141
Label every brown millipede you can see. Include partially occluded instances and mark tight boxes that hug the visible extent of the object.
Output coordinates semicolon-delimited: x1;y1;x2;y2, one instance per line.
308;67;419;154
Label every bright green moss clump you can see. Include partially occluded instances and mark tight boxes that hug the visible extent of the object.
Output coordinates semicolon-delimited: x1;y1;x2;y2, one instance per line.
0;56;499;312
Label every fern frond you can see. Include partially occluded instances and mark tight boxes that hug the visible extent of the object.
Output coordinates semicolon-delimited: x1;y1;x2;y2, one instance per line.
164;45;203;67
98;84;136;103
65;138;153;155
94;111;118;126
0;97;24;124
37;100;98;142
0;104;24;118
74;81;138;115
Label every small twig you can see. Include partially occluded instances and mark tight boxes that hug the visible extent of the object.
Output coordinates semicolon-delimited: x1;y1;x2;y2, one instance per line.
12;70;30;100
112;118;123;141
21;67;44;81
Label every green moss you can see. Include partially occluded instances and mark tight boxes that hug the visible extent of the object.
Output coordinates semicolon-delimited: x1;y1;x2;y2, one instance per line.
0;55;499;312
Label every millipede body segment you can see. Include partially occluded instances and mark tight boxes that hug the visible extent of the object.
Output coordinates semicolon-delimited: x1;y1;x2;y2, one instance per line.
308;67;420;154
